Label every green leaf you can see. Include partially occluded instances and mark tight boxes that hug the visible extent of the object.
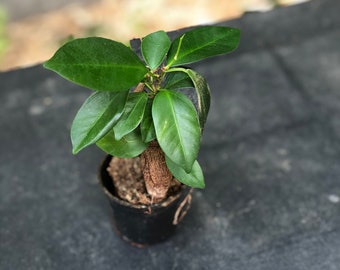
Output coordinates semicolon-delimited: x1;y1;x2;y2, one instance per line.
163;72;194;89
44;37;148;91
166;68;211;130
113;92;148;140
167;26;240;67
153;90;201;172
141;30;171;70
96;129;148;158
165;157;205;188
71;91;128;154
184;69;211;130
140;99;157;143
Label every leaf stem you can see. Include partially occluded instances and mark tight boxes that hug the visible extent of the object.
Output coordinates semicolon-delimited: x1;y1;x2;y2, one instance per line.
164;67;188;74
144;82;154;92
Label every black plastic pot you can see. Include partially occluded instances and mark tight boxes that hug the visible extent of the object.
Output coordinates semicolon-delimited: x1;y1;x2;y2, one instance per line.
99;155;192;247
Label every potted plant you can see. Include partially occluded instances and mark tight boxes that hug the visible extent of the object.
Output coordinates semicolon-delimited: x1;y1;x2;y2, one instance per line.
44;25;240;246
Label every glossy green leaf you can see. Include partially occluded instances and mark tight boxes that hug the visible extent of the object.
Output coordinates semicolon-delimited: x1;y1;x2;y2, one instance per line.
167;26;240;67
153;90;201;172
71;91;128;154
140;100;157;143
96;129;148;158
165;157;205;188
113;92;148;140
166;68;211;130
184;69;211;130
141;30;171;70
44;37;148;91
163;72;194;89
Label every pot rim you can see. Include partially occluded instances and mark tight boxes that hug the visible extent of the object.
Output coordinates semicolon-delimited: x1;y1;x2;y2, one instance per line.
98;155;191;210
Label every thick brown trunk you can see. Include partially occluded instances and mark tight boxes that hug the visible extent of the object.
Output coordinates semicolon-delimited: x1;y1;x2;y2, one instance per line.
140;141;173;202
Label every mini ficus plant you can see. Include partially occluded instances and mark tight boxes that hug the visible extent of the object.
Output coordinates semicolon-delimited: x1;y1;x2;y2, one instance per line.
44;26;240;202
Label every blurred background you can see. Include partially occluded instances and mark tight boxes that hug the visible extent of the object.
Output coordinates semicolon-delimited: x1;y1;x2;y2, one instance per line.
0;0;310;71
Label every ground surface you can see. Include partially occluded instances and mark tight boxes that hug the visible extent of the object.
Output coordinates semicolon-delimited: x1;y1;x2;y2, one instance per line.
1;0;340;269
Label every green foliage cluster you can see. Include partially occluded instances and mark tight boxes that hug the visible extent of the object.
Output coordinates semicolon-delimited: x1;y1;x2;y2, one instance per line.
44;26;240;188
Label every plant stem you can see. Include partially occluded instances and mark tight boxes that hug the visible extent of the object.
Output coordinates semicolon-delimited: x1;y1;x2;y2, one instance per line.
134;82;145;92
140;141;173;202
